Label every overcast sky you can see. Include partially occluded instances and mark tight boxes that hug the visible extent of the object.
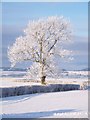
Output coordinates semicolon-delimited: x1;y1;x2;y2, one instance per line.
1;2;88;70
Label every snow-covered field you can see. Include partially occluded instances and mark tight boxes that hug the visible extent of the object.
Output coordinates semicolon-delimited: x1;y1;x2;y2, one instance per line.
0;70;88;88
1;90;88;118
0;69;89;78
0;70;88;118
0;77;88;88
0;78;41;88
0;70;26;78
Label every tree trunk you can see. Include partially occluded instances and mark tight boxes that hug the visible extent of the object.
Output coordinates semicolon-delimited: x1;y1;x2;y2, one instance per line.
39;40;46;84
40;62;46;84
41;76;46;84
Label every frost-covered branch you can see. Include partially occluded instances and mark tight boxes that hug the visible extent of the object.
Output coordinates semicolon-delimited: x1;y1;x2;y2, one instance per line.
8;16;73;83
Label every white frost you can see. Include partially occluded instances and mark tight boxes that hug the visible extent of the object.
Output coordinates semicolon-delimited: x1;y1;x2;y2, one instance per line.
8;16;73;79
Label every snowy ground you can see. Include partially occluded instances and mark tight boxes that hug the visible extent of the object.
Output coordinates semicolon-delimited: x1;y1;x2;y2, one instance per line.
0;90;88;118
0;78;41;88
0;69;88;88
0;69;88;78
0;70;88;118
0;77;88;88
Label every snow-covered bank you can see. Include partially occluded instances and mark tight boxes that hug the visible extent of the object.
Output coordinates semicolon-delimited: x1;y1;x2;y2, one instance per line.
1;90;88;118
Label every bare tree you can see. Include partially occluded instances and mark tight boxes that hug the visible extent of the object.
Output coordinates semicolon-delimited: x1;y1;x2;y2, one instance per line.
8;16;73;84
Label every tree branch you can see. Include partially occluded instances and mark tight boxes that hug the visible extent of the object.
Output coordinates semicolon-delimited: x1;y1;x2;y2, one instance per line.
48;39;57;53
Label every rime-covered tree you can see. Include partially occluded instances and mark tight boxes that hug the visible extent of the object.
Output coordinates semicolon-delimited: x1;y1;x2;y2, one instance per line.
8;16;73;84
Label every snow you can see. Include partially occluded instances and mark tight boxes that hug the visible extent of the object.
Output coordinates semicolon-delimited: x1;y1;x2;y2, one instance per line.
0;78;41;88
0;70;26;78
0;70;88;78
0;70;88;118
1;90;88;118
0;77;88;88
